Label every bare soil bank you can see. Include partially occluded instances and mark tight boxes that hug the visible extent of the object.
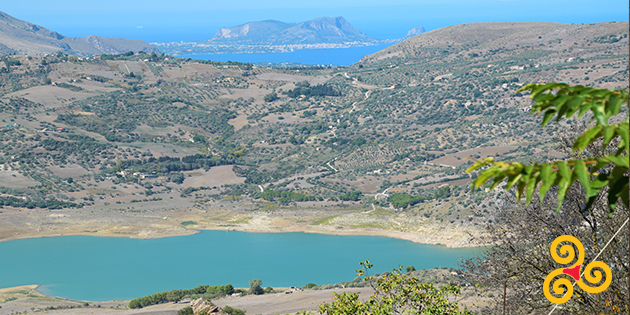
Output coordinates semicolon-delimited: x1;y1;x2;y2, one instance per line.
0;203;484;248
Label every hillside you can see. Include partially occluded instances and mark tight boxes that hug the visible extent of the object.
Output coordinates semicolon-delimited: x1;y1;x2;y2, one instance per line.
155;16;385;55
0;21;627;247
0;11;158;56
362;21;628;62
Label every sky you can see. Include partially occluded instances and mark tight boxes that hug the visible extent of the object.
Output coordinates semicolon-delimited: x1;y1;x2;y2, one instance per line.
2;0;629;43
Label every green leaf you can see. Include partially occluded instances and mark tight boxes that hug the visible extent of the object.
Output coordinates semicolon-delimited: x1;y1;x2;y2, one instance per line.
601;125;615;153
525;171;541;205
531;83;563;98
573;160;592;197
577;101;592;117
555;161;575;212
593;104;608;126
556;176;570;212
590;173;609;190
552;95;572;119
617;122;629;153
565;97;583;117
538;163;556;204
604;154;629;169
490;174;507;190
517;83;538;94
578;87;597;95
573;126;602;153
564;96;585;118
556;161;571;180
607;95;623;116
516;179;527;200
465;157;494;173
506;173;523;191
473;169;497;189
541;109;557;126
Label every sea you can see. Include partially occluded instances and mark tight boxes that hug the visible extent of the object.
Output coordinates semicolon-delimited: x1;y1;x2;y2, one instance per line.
0;231;480;301
176;43;396;67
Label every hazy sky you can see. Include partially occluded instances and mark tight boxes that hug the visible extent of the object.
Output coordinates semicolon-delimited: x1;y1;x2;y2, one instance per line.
3;0;629;42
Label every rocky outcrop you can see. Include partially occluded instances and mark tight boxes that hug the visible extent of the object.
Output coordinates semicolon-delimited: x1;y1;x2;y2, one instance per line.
406;25;426;38
191;298;226;315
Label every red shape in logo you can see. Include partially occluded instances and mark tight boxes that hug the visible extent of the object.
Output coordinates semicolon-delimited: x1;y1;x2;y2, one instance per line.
562;264;581;281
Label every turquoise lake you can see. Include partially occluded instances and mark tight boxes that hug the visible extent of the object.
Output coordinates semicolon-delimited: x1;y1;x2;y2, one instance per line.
0;231;480;301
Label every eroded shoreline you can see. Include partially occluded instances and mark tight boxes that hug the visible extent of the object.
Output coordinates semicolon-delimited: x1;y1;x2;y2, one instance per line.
0;208;485;248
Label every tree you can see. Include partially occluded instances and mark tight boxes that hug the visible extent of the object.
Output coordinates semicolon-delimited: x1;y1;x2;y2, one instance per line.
264;92;279;102
166;289;184;303
221;284;235;295
314;260;470;315
170;173;185;184
249;279;264;295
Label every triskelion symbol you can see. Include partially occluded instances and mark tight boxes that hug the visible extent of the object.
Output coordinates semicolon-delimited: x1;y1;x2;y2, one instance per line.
544;235;612;304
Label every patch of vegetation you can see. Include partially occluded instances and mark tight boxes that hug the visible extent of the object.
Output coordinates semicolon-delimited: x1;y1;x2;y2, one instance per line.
0;196;83;209
338;191;362;201
260;189;318;204
284;82;341;98
223;305;246;315
388;193;429;209
128;284;235;309
55;83;83;92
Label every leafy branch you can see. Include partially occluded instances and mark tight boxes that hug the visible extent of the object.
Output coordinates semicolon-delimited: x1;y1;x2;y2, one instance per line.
466;83;629;212
314;260;468;314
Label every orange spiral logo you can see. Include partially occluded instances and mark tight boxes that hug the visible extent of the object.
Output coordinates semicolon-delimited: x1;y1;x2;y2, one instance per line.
544;235;612;304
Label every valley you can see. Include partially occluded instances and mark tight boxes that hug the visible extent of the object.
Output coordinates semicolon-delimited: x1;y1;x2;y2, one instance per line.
0;21;627;250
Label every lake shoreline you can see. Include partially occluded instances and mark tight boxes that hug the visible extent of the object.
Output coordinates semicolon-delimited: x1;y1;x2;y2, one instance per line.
0;220;484;248
0;203;485;251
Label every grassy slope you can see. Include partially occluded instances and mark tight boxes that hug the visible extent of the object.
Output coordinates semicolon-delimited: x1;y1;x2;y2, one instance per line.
0;21;627;245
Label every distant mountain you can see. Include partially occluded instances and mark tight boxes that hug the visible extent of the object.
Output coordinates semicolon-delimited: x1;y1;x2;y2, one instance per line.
406;25;426;38
0;11;158;56
155;16;388;55
213;20;295;40
208;16;375;45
